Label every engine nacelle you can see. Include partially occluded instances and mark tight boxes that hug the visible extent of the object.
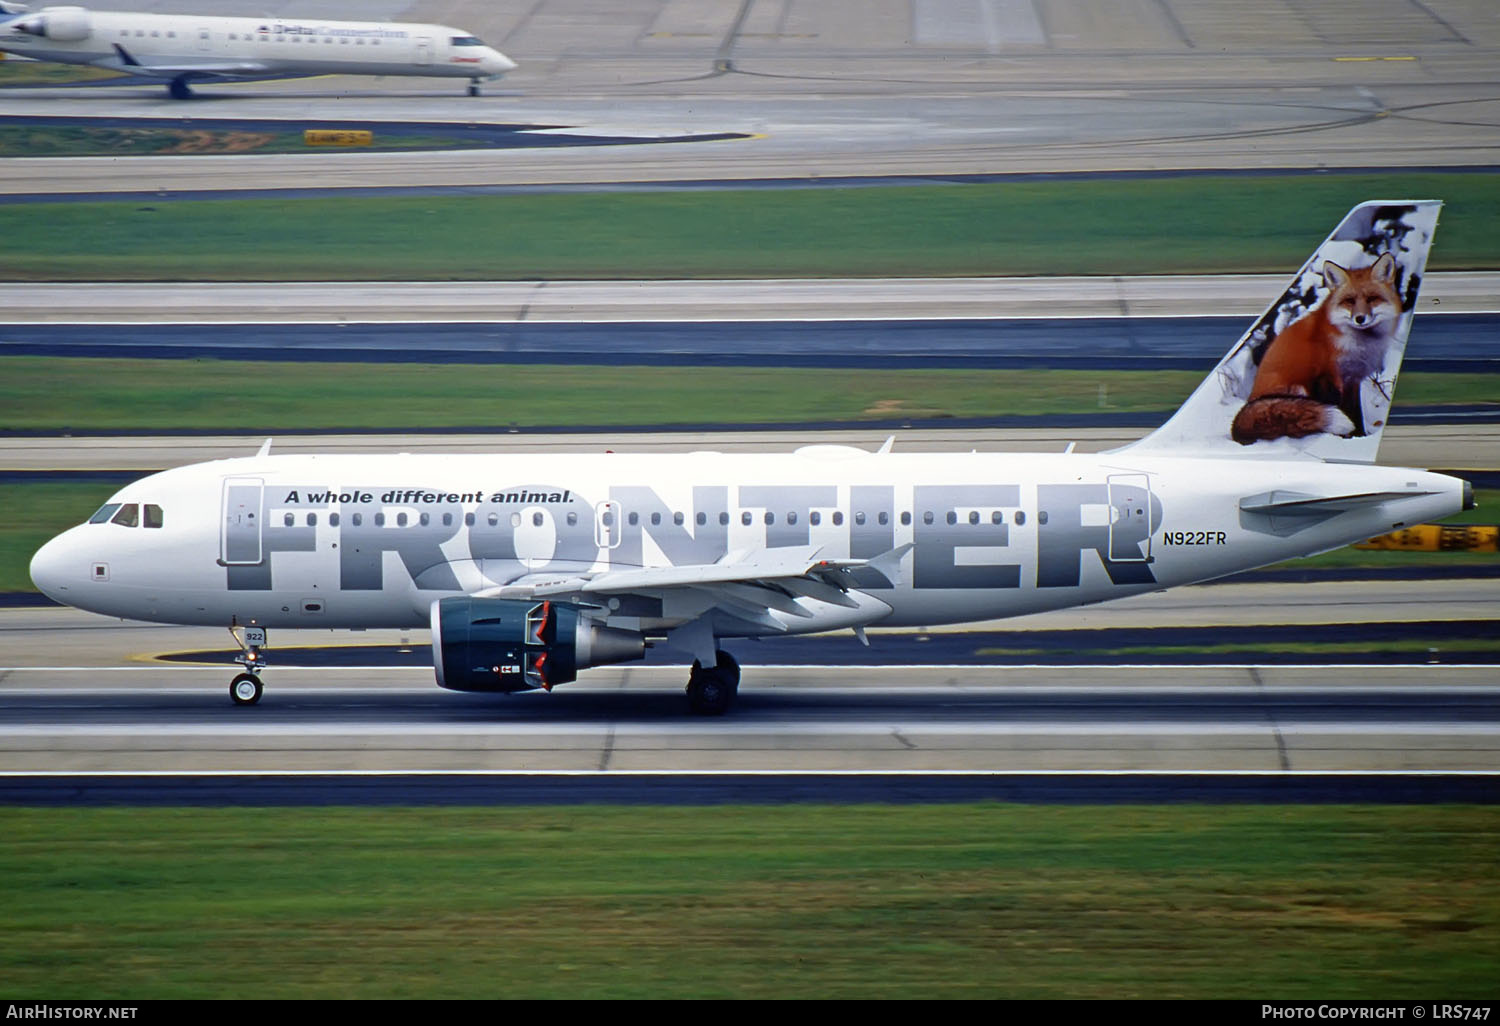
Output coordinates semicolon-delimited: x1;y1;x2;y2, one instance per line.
430;596;645;693
15;6;91;41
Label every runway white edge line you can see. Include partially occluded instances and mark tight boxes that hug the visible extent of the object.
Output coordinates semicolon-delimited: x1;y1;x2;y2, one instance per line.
3;768;1497;777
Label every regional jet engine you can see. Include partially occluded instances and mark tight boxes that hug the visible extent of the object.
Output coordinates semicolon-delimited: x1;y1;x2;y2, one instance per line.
13;6;92;40
431;596;645;693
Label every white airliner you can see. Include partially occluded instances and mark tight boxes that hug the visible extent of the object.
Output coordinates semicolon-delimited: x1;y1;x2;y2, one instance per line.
30;201;1471;714
0;3;516;97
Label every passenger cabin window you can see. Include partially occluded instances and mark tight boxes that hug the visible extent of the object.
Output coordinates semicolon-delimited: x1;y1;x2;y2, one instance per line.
111;504;139;527
90;503;122;524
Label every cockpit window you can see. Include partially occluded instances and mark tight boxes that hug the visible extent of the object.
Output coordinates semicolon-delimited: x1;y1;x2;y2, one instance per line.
89;503;122;524
144;504;164;529
450;35;484;45
110;503;140;527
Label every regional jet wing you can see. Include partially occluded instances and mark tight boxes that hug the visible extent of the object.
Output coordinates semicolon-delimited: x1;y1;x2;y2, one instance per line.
110;42;269;78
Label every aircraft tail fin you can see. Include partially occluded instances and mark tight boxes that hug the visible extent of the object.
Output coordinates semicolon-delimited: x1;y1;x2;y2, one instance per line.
1119;200;1441;463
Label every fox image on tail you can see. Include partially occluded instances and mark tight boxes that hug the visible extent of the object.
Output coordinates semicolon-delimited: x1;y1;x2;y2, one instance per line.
1230;252;1402;445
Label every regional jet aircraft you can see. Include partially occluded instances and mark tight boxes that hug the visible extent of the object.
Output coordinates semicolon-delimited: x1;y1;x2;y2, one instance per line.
30;201;1471;714
0;3;515;97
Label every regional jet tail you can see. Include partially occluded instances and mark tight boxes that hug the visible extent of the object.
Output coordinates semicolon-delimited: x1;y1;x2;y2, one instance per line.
30;201;1471;715
0;3;516;98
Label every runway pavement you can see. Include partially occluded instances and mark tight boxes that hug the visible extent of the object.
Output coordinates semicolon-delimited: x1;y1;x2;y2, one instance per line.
3;588;1496;777
2;666;1497;775
2;1;1497;192
1;273;1495;323
5;424;1496;472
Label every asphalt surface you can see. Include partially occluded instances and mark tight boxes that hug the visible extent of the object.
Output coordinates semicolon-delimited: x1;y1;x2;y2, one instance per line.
5;313;1499;372
3;771;1495;806
7;0;1499;803
3;2;1497;190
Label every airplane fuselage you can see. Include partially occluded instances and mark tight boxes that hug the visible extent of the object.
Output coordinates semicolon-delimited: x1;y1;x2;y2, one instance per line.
30;448;1466;634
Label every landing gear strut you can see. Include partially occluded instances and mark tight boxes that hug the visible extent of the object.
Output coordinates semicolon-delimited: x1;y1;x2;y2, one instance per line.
228;623;267;706
686;649;740;716
168;76;194;100
467;79;482;97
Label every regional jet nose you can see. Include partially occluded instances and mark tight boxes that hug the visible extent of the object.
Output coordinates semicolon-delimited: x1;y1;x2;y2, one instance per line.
29;528;80;604
487;50;517;75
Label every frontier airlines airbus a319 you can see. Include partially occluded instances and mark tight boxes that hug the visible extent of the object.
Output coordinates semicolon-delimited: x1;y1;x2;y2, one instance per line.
0;2;515;97
30;202;1471;714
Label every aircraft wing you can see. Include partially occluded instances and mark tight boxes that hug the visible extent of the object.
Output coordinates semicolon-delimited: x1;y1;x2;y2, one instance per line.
108;43;270;79
476;543;912;659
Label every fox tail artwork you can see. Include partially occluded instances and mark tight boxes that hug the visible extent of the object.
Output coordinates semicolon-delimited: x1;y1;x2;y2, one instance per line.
30;200;1471;714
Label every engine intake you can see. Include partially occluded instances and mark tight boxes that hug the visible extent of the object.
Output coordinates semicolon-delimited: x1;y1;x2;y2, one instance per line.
16;6;92;41
430;596;645;693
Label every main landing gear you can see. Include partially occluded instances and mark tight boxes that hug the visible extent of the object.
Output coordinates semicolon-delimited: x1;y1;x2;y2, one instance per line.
686;650;740;716
228;623;267;706
168;77;194;100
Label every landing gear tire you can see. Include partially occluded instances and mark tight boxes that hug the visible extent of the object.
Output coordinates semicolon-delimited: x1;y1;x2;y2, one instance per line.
230;672;263;706
686;650;740;716
168;77;193;100
467;81;481;97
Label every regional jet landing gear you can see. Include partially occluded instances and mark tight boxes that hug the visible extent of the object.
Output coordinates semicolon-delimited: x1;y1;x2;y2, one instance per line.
467;78;482;97
686;650;740;716
168;76;194;100
228;622;267;706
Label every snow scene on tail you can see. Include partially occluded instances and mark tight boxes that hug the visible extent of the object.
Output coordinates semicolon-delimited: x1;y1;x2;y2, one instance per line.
1125;200;1441;464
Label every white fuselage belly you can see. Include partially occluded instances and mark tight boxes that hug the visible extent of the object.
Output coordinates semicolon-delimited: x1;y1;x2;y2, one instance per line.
0;10;511;80
36;449;1466;633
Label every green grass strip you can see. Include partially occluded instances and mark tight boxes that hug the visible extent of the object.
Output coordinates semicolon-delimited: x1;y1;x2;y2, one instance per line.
2;357;1491;433
2;805;1496;998
0;124;493;157
2;172;1498;280
0;60;121;86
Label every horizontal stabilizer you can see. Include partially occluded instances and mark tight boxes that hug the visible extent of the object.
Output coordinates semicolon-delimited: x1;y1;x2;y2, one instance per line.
1239;488;1437;516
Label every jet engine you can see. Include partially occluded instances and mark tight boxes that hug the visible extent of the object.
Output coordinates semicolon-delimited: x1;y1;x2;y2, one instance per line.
14;6;92;41
430;596;645;693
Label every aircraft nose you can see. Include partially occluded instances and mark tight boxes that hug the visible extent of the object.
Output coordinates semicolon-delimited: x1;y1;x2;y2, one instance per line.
488;50;517;74
29;528;80;604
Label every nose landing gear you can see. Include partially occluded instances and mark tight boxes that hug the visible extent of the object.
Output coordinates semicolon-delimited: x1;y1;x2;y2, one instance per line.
228;622;267;706
230;672;263;705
